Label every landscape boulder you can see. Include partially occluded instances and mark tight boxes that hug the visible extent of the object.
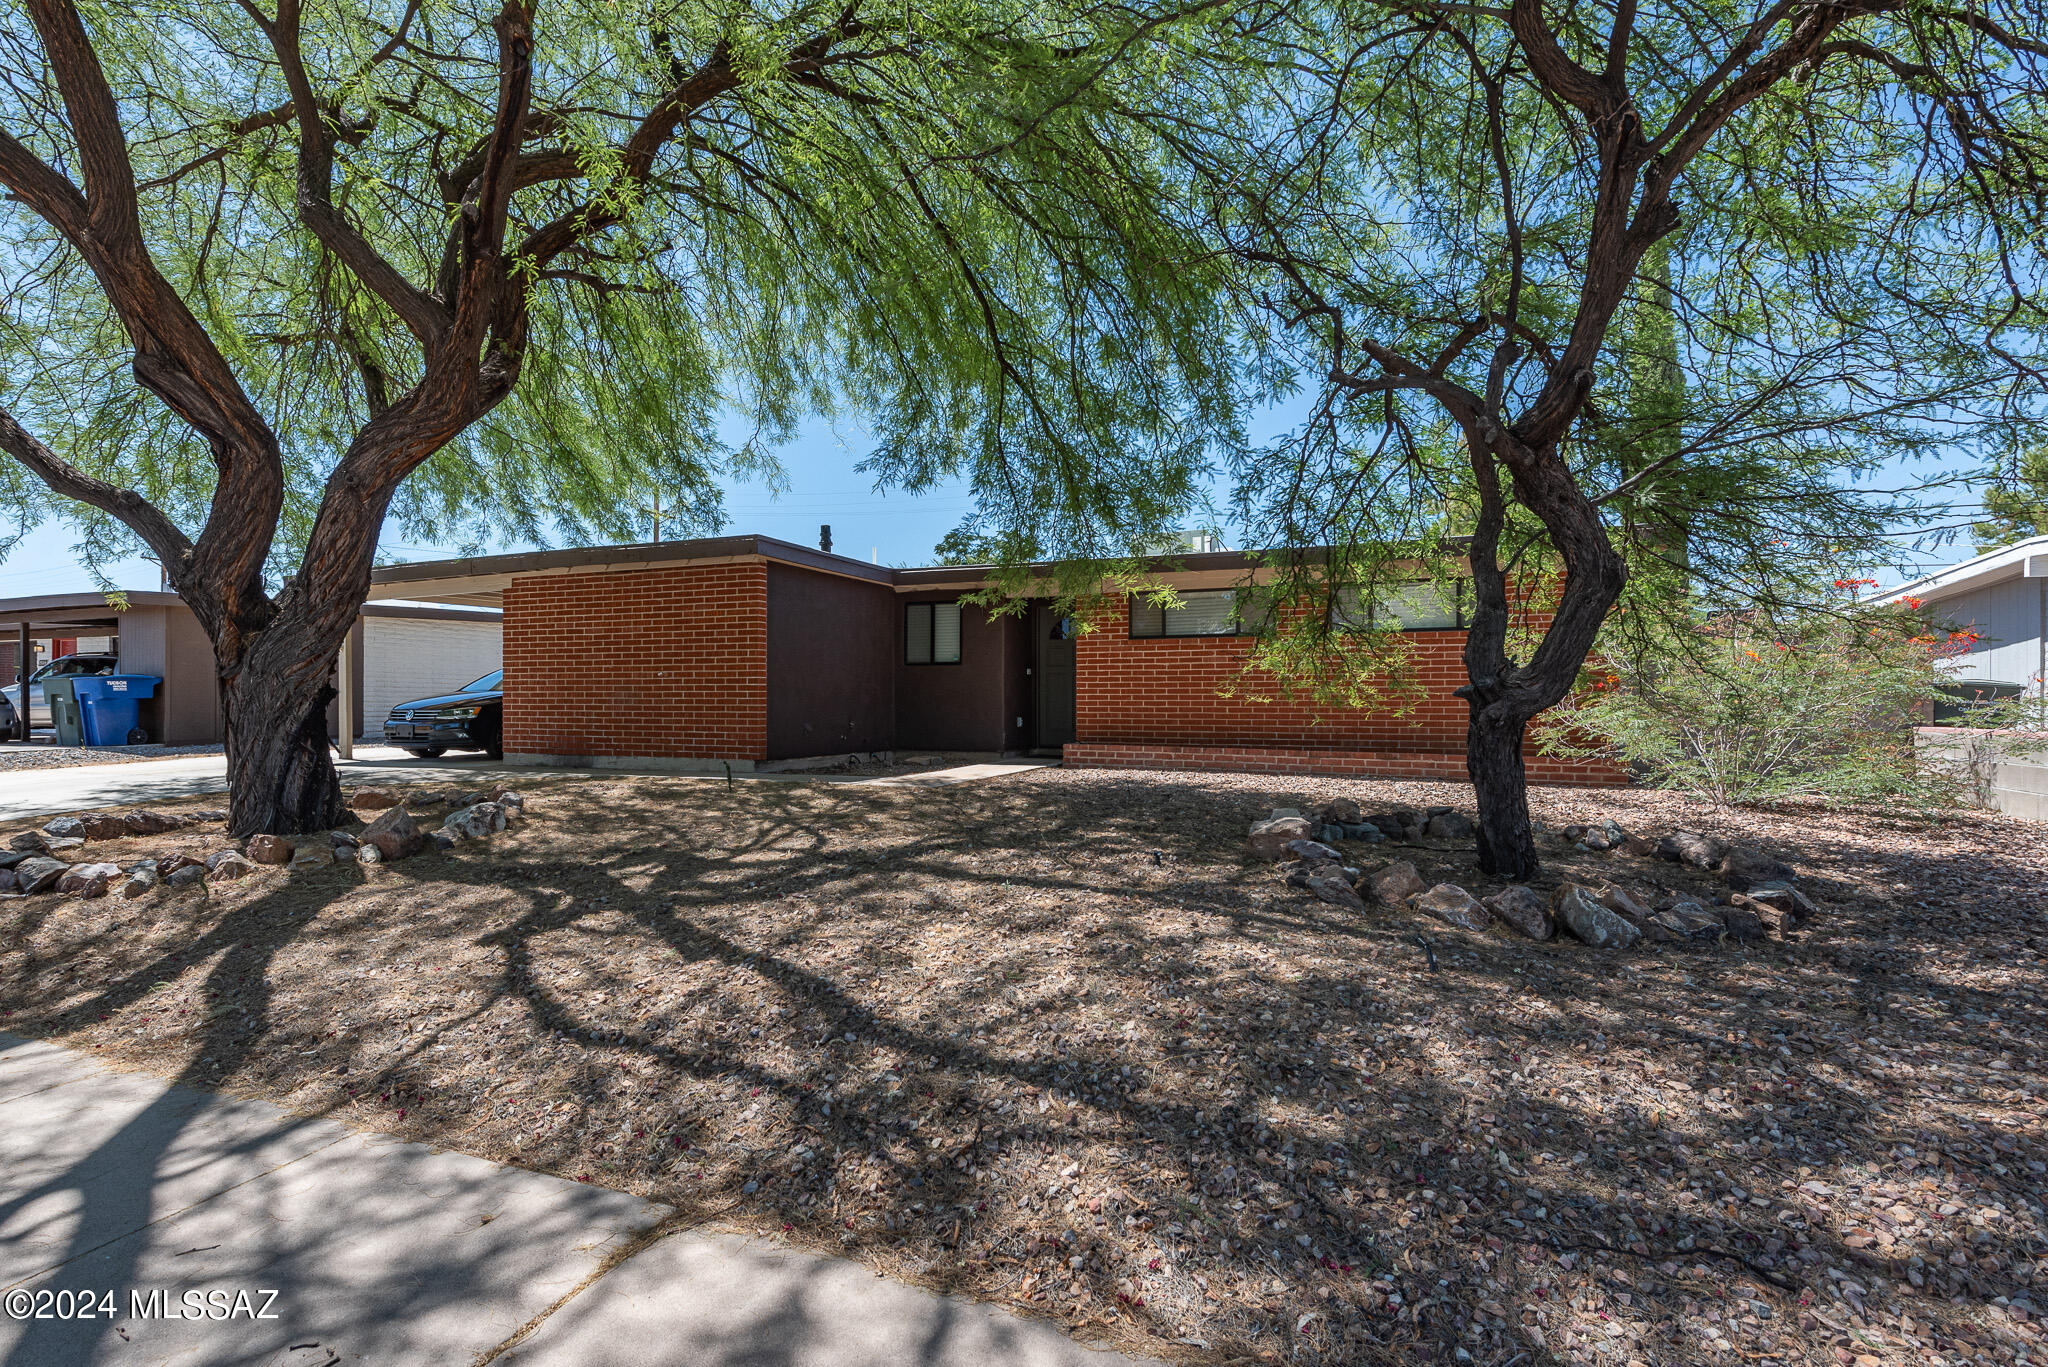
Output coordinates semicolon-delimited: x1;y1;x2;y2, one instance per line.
443;801;509;843
1363;810;1423;841
41;816;84;839
13;856;68;895
1718;902;1769;941
1728;892;1797;938
1287;865;1367;912
1367;860;1427;904
0;849;27;870
350;787;403;812
57;862;123;898
120;861;159;898
1283;838;1344;866
289;844;334;871
0;870;13;893
1660;899;1727;940
1552;884;1641;949
360;805;426;861
1657;829;1729;869
1412;883;1491;931
1248;816;1316;860
1314;798;1362;826
1742;882;1818;921
1484;885;1554;941
1577;828;1614;852
156;852;205;878
245;834;294;866
1717;847;1796;891
8;831;47;853
166;863;207;890
206;852;255;882
1423;811;1475;840
1594;885;1655;928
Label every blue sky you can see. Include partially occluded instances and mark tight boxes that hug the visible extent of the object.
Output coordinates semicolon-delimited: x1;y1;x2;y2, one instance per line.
2;404;1995;598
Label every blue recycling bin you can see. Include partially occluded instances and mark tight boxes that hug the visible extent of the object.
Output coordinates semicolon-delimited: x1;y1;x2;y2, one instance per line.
70;674;161;746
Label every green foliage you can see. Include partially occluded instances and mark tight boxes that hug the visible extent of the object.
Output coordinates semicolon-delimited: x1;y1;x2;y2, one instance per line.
1540;598;2046;809
0;0;1247;579
1974;444;2048;552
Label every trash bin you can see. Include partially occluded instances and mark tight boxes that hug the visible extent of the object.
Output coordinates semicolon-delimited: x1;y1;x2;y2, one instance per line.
71;675;160;746
43;676;85;746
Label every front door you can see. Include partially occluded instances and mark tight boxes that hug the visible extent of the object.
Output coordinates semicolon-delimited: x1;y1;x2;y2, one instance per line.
1032;602;1077;751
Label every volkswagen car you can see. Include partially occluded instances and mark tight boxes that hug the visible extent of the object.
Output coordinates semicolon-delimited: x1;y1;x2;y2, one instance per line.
383;670;503;758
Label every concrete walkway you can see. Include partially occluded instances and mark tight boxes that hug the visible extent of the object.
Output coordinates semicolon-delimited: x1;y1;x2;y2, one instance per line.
0;750;1054;823
0;1033;1155;1367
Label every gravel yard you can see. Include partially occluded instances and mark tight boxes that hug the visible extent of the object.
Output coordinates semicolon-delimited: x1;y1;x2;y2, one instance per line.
1;767;2042;1366
0;741;222;771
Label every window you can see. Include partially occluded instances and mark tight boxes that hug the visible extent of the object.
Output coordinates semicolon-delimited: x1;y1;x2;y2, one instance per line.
1332;581;1465;632
1129;589;1270;638
905;602;962;664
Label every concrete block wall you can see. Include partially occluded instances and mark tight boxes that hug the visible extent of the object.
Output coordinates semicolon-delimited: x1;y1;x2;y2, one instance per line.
502;563;769;764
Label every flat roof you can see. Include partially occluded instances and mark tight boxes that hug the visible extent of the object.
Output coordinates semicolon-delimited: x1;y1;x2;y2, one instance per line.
0;590;499;628
1881;534;2048;605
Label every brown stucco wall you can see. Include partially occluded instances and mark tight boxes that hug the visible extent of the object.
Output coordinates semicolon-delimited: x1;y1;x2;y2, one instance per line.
764;563;898;760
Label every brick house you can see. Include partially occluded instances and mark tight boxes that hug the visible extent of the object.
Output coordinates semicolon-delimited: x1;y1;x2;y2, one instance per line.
365;535;1623;784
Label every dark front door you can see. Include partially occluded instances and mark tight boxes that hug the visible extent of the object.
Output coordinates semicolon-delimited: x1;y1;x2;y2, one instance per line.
1032;602;1077;751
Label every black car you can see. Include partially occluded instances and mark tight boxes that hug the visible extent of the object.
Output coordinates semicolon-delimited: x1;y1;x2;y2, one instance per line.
383;670;503;758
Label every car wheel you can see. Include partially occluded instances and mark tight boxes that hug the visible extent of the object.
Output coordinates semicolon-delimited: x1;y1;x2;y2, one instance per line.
404;747;447;759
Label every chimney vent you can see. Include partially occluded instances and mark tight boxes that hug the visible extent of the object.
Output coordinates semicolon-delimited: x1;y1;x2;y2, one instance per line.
820;524;833;554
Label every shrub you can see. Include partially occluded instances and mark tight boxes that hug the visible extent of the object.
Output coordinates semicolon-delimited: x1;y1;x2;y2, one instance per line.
1540;595;2045;809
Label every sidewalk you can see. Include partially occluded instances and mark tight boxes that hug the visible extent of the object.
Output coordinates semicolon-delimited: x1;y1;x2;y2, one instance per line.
0;749;1053;823
0;1032;1155;1367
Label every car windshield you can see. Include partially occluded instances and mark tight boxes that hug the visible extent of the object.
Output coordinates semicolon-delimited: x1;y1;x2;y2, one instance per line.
460;670;502;693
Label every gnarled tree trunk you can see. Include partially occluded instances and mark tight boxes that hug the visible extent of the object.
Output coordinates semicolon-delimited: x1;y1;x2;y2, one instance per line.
221;662;347;837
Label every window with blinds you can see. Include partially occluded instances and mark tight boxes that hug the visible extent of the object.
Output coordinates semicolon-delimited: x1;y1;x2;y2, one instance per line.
1331;581;1464;631
905;601;963;664
1129;589;1261;638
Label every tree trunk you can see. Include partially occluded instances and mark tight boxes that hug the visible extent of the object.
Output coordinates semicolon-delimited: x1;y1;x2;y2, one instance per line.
221;655;348;837
1466;704;1538;880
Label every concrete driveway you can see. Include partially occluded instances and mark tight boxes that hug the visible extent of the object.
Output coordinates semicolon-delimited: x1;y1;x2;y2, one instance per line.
0;1033;1156;1367
0;749;1052;823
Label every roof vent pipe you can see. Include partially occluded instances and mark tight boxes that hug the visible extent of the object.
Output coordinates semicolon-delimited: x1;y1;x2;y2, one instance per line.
820;524;833;554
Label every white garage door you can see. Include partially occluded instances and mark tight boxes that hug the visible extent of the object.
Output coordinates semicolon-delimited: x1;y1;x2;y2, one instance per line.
362;616;503;738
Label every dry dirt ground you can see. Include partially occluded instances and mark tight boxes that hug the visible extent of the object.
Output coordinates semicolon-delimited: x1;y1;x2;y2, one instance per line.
1;768;2043;1367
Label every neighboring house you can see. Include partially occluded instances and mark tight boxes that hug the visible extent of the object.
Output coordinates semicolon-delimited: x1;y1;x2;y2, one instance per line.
1880;533;2048;712
1881;534;2048;822
366;535;1622;784
0;592;499;745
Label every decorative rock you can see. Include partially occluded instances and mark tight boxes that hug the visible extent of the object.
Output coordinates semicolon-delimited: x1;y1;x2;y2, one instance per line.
0;870;13;893
1248;816;1316;860
206;852;255;882
8;831;47;852
350;787;403;812
1423;811;1476;840
1561;824;1588;842
57;862;123;898
1728;892;1795;938
245;834;294;865
1657;829;1729;868
1340;822;1384;842
289;844;334;870
1316;823;1347;844
494;791;527;818
1412;883;1492;931
1314;798;1361;826
0;849;27;870
14;856;69;894
1484;885;1554;940
1284;838;1344;865
1663;899;1726;940
442;801;509;842
156;852;205;878
1595;885;1655;928
1288;866;1367;912
431;831;456;851
1553;884;1641;949
1742;882;1818;921
1364;810;1422;841
1267;807;1302;820
119;861;159;898
330;830;361;848
357;843;384;865
360;805;426;861
1578;828;1614;852
166;863;207;889
42;816;84;838
1718;902;1768;941
1718;847;1796;891
1367;860;1427;904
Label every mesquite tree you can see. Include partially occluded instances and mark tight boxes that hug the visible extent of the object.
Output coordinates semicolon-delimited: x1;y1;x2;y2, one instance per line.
1196;0;2047;877
0;0;1237;833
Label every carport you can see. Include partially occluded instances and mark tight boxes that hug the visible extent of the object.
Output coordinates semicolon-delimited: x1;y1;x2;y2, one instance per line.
0;591;217;745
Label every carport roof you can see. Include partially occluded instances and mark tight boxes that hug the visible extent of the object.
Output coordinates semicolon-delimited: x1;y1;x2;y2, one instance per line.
0;590;183;632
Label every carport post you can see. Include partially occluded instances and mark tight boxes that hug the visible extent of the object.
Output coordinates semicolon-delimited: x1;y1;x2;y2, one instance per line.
336;622;354;761
13;621;26;742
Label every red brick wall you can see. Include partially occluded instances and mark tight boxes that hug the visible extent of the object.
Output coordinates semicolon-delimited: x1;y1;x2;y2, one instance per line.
501;563;770;762
1069;593;1627;784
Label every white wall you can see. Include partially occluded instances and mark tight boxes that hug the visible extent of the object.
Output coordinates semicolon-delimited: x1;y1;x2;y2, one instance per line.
361;616;502;738
1930;576;2047;693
